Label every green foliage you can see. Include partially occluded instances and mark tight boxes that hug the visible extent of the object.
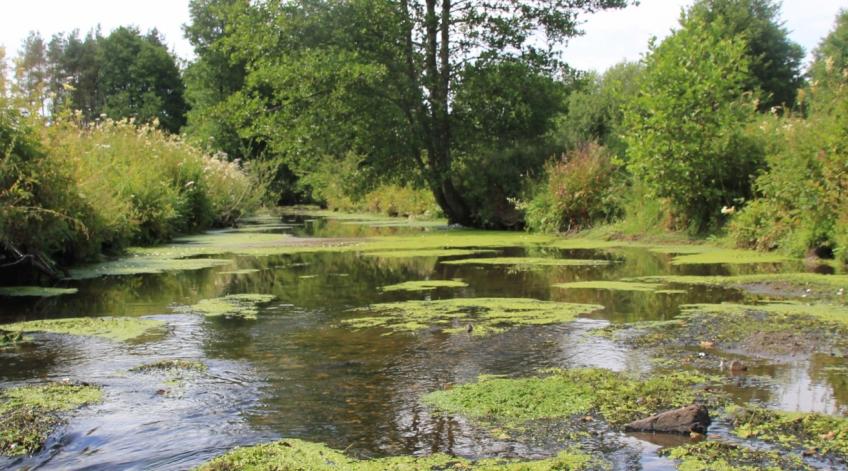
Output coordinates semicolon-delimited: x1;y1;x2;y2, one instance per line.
687;0;804;110
524;143;623;233
552;62;643;156
624;12;763;233
808;9;848;109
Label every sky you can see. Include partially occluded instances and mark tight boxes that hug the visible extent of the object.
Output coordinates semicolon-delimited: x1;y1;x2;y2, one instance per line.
0;1;845;72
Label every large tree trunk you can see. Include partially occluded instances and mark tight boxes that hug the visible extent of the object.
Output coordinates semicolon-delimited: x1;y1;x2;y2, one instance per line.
420;0;474;226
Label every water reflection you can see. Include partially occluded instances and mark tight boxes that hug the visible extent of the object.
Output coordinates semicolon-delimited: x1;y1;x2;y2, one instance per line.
0;214;846;469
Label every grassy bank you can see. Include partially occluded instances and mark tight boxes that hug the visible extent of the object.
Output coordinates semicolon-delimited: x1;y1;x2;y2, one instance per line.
0;104;263;280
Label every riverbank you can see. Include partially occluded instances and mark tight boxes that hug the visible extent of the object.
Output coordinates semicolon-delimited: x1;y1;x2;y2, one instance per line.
0;107;263;283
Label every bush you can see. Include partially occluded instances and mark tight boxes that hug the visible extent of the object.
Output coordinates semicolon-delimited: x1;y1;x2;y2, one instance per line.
524;143;623;233
1;105;263;271
624;14;763;233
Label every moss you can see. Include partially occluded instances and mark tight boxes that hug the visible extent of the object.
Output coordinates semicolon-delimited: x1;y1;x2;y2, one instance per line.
553;281;669;292
423;368;719;427
3;317;164;342
441;257;612;267
0;383;102;456
344;298;603;336
730;405;848;461
364;249;494;258
381;279;468;292
0;287;78;297
185;294;276;320
130;359;208;374
68;257;233;280
668;248;790;265
195;438;603;471
663;441;811;471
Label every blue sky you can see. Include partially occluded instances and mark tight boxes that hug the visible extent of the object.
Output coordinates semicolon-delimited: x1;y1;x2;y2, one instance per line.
1;1;845;72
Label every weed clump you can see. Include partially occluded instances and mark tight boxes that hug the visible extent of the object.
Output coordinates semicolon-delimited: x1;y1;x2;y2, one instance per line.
0;383;102;456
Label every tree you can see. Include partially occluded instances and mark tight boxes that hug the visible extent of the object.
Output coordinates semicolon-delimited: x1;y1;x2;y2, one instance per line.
624;13;763;232
183;0;249;158
97;27;187;132
0;46;7;98
13;32;49;114
46;30;102;120
687;0;803;110
198;0;630;226
808;9;848;110
553;61;643;156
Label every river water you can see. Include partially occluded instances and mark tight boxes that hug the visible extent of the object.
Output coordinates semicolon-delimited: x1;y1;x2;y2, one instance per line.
0;213;845;470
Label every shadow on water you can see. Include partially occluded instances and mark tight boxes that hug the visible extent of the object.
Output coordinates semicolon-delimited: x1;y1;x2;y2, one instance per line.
0;213;846;469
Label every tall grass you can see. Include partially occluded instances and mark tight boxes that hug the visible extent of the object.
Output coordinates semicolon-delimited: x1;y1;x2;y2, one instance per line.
1;105;263;270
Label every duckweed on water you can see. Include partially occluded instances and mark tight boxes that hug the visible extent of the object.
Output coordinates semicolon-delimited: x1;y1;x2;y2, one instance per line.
422;368;720;427
0;287;78;297
381;279;468;292
195;438;604;471
363;248;494;258
218;269;260;275
634;273;848;293
0;383;102;456
3;317;164;342
553;281;669;292
663;441;810;471
67;257;233;280
441;257;611;267
729;405;848;461
184;294;276;320
344;298;604;336
669;249;790;265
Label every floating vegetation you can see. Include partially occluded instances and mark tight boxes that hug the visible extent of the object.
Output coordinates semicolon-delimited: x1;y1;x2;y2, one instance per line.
668;248;790;265
548;239;633;250
553;280;669;292
629;302;848;357
195;438;604;470
363;248;493;258
185;294;276;319
218;269;260;275
0;383;102;456
423;368;720;427
67;256;233;280
0;286;78;297
662;440;810;471
441;257;612;267
634;273;848;293
344;298;603;336
3;317;164;342
730;406;848;461
381;279;468;292
130;359;208;374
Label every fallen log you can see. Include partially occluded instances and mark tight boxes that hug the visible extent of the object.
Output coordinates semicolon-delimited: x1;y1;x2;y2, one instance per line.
624;404;711;434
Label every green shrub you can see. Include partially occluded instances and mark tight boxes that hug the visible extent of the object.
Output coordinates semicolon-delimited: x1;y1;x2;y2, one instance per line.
624;14;763;233
524;143;623;233
1;105;263;270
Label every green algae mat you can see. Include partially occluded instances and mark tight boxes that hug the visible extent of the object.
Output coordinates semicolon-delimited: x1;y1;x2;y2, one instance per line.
183;294;276;320
381;279;468;292
0;383;102;456
422;368;720;427
2;317;164;342
441;257;612;267
344;298;604;336
0;287;78;297
195;438;603;470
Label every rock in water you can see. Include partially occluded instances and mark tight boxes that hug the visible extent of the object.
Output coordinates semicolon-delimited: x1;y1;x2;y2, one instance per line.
624;404;711;434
